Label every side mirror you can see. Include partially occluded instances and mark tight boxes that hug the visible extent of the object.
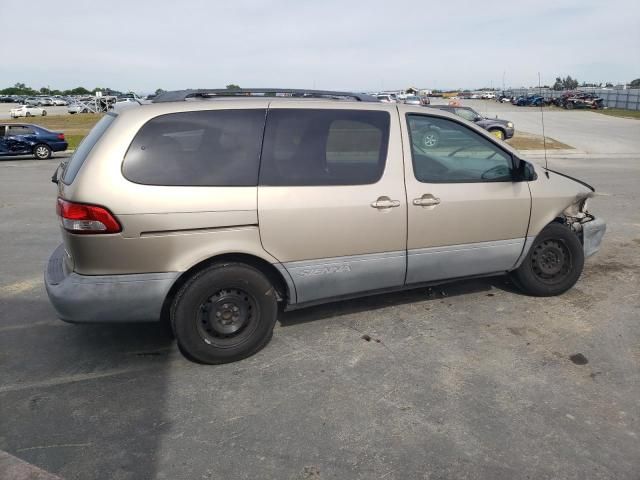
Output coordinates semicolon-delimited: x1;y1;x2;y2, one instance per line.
514;158;537;182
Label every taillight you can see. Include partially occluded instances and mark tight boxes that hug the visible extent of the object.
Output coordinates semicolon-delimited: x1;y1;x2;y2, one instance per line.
57;133;65;140
56;198;121;234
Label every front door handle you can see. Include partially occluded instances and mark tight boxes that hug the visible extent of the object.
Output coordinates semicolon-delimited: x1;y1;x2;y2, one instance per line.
413;194;441;207
371;196;401;209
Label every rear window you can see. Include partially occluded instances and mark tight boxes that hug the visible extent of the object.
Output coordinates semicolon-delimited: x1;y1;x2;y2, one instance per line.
122;109;266;186
63;114;116;184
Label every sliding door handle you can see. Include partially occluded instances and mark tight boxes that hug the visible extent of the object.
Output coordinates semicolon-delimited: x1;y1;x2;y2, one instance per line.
413;194;441;207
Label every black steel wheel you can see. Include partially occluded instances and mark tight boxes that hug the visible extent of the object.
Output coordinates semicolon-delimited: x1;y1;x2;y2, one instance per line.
530;239;572;285
171;262;278;364
512;223;584;296
196;287;259;345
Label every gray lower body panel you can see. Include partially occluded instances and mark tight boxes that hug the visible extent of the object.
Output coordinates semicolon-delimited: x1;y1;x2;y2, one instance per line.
283;251;406;304
583;217;606;258
406;238;526;284
45;244;179;323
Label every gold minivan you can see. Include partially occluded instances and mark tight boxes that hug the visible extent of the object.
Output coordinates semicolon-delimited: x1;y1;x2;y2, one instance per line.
45;89;606;364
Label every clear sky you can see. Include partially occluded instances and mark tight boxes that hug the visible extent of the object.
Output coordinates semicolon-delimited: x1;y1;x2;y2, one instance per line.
2;0;639;93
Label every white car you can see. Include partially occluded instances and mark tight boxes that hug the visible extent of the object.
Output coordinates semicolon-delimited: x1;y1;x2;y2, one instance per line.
9;105;47;118
376;94;396;103
52;98;68;106
68;104;89;114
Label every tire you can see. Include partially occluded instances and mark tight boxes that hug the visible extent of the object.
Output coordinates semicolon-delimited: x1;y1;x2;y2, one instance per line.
565;102;574;110
42;110;47;116
82;108;88;113
171;263;278;364
26;112;32;117
33;144;52;160
488;128;505;140
512;223;584;296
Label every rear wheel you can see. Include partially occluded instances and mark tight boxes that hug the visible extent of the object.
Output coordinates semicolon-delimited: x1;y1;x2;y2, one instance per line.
26;112;32;117
42;110;47;116
33;144;52;160
171;263;278;364
512;223;584;296
565;102;574;110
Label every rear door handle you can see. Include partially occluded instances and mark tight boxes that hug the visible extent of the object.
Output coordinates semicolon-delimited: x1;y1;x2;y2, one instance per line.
413;194;441;207
371;196;401;209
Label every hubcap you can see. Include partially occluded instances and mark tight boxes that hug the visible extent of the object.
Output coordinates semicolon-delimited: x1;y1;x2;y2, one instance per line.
423;134;437;147
531;239;571;283
197;288;256;341
36;147;48;158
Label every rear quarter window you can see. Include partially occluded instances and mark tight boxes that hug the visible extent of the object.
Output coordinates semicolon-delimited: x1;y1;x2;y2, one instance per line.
62;114;116;184
122;109;266;186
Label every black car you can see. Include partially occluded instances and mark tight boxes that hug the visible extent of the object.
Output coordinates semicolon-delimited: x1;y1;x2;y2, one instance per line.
0;123;68;159
427;105;514;140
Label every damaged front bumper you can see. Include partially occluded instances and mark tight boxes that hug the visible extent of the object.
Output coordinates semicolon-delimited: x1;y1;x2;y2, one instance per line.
582;217;606;258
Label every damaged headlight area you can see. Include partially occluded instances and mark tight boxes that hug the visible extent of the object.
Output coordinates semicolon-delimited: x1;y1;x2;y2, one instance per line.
562;193;606;257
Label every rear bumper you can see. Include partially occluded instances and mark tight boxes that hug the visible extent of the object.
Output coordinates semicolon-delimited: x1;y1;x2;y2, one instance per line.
45;244;179;323
583;217;606;258
50;141;68;152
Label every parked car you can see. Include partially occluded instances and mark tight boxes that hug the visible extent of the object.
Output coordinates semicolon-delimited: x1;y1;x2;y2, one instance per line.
427;105;514;140
68;103;90;114
376;94;395;103
419;96;430;106
23;97;40;106
563;93;604;110
513;95;544;107
10;105;47;118
52;98;68;106
45;88;606;364
0;123;67;159
404;95;421;105
36;97;54;106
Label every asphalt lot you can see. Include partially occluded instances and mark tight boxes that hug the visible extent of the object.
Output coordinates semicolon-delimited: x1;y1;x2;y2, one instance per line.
0;109;639;479
451;99;640;154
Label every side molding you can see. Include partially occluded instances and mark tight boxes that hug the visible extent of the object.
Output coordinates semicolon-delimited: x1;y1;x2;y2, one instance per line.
283;251;406;304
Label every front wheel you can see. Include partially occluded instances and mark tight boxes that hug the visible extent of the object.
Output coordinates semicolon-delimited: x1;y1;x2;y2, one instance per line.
512;223;584;296
26;112;32;117
42;110;47;116
171;263;278;364
489;128;505;140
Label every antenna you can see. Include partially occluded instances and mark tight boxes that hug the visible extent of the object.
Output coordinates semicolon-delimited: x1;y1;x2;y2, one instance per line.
538;72;550;178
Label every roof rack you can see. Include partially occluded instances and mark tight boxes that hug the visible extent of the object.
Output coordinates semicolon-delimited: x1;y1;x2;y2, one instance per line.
152;88;379;103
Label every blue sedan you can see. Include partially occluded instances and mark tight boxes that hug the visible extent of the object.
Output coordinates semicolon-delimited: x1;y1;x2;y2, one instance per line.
0;123;68;159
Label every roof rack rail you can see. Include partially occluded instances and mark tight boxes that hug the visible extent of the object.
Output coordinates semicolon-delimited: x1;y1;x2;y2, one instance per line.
152;88;379;103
